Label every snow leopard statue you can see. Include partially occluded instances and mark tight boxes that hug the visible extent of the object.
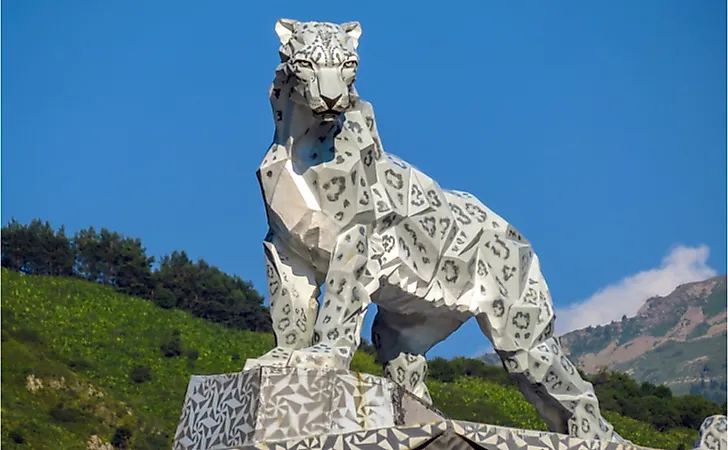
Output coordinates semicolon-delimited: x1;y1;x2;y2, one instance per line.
245;18;628;443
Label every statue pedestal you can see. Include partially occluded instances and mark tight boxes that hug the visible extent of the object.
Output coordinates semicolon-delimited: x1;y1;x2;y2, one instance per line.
173;365;442;449
173;366;659;450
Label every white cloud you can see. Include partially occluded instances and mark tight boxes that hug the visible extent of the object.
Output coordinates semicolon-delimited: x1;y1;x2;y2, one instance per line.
555;245;718;336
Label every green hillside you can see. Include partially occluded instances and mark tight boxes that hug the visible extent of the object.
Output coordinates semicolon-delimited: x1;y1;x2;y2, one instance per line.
1;269;699;449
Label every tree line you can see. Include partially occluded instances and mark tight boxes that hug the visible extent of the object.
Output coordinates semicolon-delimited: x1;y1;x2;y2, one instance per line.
689;377;727;404
589;369;725;432
1;218;271;332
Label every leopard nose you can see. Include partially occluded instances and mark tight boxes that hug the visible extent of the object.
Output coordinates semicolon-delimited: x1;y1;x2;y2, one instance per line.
321;94;342;110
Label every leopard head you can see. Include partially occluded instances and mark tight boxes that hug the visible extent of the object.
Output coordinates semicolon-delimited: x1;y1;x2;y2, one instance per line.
274;19;362;122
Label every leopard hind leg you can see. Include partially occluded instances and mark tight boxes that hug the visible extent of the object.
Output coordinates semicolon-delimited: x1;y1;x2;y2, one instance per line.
475;287;623;441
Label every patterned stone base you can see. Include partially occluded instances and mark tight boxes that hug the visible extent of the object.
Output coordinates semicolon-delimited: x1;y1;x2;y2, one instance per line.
173;367;660;450
225;420;660;450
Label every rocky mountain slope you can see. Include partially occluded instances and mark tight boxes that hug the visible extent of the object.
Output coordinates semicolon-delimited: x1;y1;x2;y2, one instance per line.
480;275;727;402
559;275;726;402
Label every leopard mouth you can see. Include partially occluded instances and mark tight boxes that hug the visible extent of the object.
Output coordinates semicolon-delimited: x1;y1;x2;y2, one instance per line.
316;110;341;121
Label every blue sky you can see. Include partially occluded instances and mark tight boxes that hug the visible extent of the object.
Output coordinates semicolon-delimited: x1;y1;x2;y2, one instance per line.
3;1;726;358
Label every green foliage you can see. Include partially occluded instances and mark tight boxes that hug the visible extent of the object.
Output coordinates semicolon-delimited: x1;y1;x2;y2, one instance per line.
111;426;133;449
186;348;200;365
8;429;25;444
130;365;153;383
429;377;546;431
133;433;170;450
428;356;514;387
73;227;155;298
688;379;728;411
1;218;272;333
152;251;271;332
590;368;722;432
602;411;696;449
2;218;75;276
351;346;383;376
677;393;724;430
161;330;184;358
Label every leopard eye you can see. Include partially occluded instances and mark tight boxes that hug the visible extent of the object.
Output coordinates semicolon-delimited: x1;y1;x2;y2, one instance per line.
295;59;313;69
343;60;358;69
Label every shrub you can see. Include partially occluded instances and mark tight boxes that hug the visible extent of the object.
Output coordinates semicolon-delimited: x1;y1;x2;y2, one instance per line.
129;365;153;384
67;355;95;371
160;330;183;358
111;426;133;449
49;401;85;423
9;429;25;444
14;326;46;345
186;348;199;363
153;286;177;309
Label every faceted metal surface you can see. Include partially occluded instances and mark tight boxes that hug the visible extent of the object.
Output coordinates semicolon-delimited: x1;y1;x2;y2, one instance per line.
694;415;727;450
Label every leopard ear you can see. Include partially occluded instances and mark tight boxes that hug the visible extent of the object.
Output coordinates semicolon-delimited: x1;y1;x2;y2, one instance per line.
275;18;299;45
340;21;362;49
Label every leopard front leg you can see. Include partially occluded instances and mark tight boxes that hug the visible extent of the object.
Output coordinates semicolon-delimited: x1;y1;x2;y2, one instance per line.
243;230;321;371
289;224;371;370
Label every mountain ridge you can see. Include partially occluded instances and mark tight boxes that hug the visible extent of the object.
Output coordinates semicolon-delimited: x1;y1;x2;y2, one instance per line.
480;275;727;403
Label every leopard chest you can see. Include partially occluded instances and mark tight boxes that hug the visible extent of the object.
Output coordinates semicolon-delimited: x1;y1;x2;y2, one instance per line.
258;112;377;257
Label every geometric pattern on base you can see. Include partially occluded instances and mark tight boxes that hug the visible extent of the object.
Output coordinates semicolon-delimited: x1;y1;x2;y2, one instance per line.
174;367;444;450
174;371;261;450
223;420;662;450
174;368;662;450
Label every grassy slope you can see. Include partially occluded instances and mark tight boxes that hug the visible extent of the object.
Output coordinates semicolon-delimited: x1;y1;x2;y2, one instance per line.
1;269;696;449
